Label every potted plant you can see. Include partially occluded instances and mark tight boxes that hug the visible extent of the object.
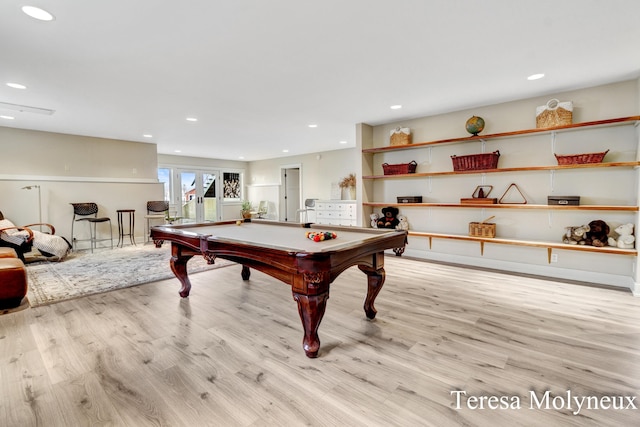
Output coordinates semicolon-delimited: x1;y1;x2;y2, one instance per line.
241;200;252;219
339;173;356;200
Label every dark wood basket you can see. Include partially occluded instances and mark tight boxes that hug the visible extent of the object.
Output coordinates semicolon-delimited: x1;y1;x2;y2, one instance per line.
382;160;417;175
554;149;609;165
451;151;500;171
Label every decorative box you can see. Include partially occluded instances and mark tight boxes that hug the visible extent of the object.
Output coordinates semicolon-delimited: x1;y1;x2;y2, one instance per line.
461;185;497;204
397;196;422;203
451;151;500;171
461;198;498;204
548;196;580;206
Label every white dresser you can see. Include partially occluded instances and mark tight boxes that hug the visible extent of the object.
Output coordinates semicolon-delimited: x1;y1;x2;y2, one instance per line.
315;200;357;226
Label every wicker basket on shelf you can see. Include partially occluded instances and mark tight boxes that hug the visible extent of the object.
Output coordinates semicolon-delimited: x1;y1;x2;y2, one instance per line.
451;151;500;171
554;149;609;165
382;160;417;175
469;216;496;238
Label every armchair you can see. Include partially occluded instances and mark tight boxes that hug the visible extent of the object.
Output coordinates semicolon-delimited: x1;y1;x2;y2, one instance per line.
250;201;269;219
0;211;71;262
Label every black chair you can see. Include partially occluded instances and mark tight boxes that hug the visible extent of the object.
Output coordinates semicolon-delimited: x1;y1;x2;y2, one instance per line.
71;203;113;252
144;201;169;242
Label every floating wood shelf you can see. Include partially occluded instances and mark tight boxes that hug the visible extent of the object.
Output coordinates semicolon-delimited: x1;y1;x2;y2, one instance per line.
363;115;640;267
362;161;640;180
364;202;638;211
407;231;637;263
362;116;640;154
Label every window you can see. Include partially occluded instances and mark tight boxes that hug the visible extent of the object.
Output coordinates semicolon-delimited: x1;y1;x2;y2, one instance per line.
157;168;171;201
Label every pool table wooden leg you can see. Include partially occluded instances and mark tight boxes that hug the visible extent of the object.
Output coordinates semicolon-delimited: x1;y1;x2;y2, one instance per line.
241;265;250;280
170;253;194;298
358;265;386;319
292;291;329;358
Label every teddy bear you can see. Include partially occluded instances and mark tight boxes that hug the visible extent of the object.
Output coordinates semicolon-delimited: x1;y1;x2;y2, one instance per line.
396;215;409;231
585;219;609;247
562;224;589;245
607;223;635;249
377;206;400;229
370;213;379;228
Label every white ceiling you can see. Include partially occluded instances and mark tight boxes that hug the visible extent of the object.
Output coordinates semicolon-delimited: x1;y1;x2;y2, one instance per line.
1;1;639;161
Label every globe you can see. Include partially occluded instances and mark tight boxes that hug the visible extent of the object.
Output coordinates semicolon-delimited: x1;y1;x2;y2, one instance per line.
465;116;485;136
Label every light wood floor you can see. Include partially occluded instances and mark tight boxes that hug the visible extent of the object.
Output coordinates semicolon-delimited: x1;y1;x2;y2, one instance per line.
1;256;639;426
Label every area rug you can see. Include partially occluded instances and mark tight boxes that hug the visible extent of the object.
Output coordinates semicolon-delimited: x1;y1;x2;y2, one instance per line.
25;244;233;307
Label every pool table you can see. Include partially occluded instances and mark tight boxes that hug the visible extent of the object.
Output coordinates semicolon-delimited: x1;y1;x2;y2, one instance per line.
150;219;407;358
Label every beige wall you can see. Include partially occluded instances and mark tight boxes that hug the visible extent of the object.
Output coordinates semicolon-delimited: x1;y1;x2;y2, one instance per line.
2;79;639;291
247;148;357;220
359;79;640;290
370;80;638;149
0;127;158;179
158;153;247;170
0;127;162;243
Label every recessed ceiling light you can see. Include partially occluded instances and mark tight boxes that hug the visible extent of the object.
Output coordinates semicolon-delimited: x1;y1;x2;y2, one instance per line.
143;134;153;138
186;117;198;122
282;149;289;153
390;105;402;110
339;140;347;144
238;156;245;160
174;150;182;153
0;115;15;120
22;6;55;21
308;124;318;128
527;73;545;81
6;82;26;89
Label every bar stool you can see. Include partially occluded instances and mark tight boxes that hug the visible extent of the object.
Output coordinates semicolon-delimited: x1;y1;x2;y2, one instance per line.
70;203;113;253
116;209;136;247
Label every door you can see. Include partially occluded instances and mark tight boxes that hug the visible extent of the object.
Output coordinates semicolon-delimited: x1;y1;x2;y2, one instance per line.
279;167;301;221
176;169;220;223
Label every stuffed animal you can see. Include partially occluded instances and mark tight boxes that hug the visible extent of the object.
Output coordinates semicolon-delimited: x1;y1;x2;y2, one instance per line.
585;219;609;247
396;215;409;231
607;223;635;249
370;213;379;228
562;225;589;245
377;206;400;229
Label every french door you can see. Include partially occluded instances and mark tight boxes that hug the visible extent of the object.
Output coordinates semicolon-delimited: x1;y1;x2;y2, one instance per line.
175;169;220;223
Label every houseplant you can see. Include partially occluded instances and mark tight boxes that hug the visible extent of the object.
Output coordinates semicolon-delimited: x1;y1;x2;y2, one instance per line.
241;200;252;219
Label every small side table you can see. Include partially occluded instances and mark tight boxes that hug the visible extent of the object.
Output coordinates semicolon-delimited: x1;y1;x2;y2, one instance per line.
116;209;136;248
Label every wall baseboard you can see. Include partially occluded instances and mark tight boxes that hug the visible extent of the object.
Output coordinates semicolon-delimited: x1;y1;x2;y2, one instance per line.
389;248;635;294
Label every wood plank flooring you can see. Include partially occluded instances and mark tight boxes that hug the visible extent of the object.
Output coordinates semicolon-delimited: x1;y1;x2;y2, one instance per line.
1;256;639;426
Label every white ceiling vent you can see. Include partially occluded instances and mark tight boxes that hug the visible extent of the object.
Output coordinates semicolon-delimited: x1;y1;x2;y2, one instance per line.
0;102;55;115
